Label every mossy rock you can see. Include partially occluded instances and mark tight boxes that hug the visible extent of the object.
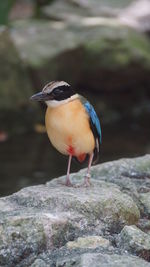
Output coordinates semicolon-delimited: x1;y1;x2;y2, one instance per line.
0;28;42;132
11;19;150;91
0;28;32;109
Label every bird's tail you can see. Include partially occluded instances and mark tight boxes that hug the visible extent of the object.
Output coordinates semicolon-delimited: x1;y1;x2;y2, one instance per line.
73;137;100;165
73;154;89;165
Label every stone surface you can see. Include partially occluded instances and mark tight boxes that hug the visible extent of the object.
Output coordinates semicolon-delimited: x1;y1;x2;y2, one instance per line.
10;178;140;226
11;19;150;71
0;155;150;266
67;236;110;249
55;253;150;267
10;18;150;92
138;219;150;234
42;0;150;33
116;225;150;261
81;154;150;201
0;28;32;110
0;27;40;133
0;212;75;266
140;193;150;216
30;259;50;267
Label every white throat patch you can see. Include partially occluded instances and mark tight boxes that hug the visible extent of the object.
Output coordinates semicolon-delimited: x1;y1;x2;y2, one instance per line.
45;94;79;108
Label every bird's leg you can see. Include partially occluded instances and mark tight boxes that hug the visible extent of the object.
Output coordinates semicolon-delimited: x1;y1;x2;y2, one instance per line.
83;153;94;187
65;154;73;186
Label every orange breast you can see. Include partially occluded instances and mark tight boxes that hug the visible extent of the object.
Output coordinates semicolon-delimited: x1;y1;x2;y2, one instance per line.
45;99;95;157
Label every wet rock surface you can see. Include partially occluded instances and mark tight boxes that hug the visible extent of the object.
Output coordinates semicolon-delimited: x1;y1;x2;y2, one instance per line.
0;155;150;266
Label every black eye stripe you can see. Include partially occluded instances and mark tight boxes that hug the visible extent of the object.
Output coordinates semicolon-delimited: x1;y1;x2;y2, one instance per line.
54;85;74;93
48;85;75;101
53;87;64;94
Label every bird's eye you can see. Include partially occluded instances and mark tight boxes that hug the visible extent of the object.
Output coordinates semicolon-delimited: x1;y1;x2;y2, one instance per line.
53;88;63;95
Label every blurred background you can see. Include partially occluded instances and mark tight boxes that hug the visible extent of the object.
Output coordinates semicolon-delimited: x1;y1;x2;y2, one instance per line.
0;0;150;196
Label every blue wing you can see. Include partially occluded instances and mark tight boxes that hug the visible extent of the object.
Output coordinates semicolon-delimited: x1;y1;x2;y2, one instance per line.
84;101;102;164
84;101;102;144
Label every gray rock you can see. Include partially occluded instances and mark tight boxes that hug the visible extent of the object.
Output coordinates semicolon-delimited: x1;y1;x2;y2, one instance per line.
0;28;32;110
10;18;150;92
116;225;150;261
42;0;150;32
140;192;150;216
0;181;138;265
119;0;150;32
137;219;150;234
42;0;91;22
70;155;150;218
0;212;75;266
0;27;40;133
66;236;110;249
1;155;150;266
82;154;150;198
31;258;51;267
56;252;150;267
8;178;139;226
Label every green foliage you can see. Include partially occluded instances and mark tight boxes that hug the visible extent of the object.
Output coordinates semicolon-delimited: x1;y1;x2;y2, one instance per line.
0;0;16;25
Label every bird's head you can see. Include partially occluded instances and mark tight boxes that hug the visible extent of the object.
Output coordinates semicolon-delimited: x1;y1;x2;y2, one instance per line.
30;81;78;107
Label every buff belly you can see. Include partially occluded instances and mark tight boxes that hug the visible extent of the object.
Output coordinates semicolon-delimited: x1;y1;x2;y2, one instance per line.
45;99;95;158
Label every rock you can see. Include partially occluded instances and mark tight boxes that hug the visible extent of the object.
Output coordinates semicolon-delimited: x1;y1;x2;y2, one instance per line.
8;178;140;226
56;252;150;267
42;0;91;22
84;154;150;198
0;27;40;133
140;192;150;216
31;259;50;267
70;0;134;14
0;28;32;110
0;177;140;265
116;225;150;261
66;236;110;249
0;212;75;266
1;155;150;266
137;219;150;234
119;0;150;32
10;18;150;93
42;0;150;33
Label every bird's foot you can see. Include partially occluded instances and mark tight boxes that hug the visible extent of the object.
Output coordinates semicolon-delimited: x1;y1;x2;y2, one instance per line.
59;174;92;188
76;174;92;188
65;179;74;187
59;177;74;187
83;173;92;187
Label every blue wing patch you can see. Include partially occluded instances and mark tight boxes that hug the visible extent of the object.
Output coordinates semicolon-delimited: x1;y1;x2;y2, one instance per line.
84;101;102;144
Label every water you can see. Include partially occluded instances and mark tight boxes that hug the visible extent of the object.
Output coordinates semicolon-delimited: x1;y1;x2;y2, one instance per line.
0;120;149;197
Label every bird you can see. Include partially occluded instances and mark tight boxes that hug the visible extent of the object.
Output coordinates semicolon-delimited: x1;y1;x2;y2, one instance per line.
30;81;102;187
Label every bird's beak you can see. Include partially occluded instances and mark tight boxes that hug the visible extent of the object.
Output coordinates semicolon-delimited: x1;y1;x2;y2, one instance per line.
30;91;51;101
